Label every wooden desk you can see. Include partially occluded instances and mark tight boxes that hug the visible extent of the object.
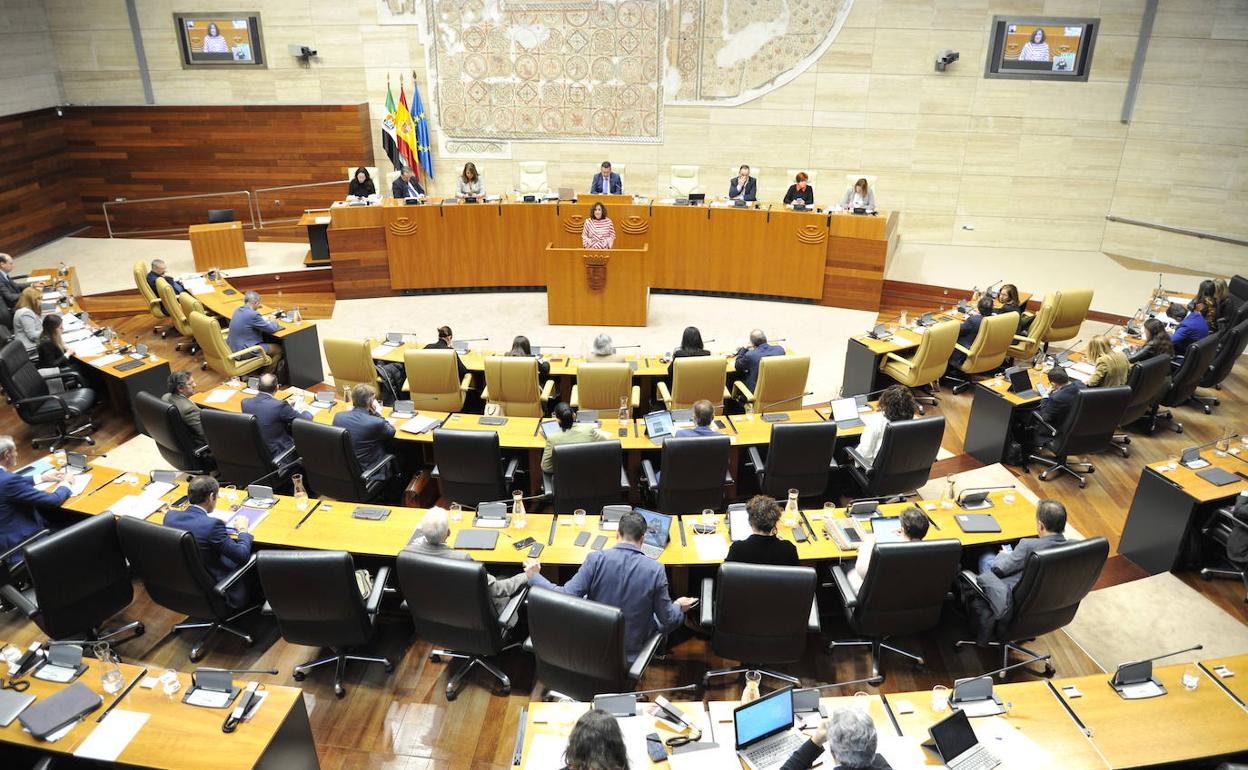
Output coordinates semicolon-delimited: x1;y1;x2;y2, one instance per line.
188;221;247;270
544;243;650;326
841;328;923;397
1200;654;1248;708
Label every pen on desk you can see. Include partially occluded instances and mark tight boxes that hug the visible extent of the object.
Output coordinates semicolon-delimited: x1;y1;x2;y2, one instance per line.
678;518;687;547
925;512;941;531
294;500;321;529
725;414;738;433
98;666;147;722
799;510;819;541
547;518;557;546
632;419;638;438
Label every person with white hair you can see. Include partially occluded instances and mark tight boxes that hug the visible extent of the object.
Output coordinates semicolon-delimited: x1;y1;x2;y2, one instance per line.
779;707;892;770
0;435;73;564
403;507;536;617
146;258;185;296
586;333;625;363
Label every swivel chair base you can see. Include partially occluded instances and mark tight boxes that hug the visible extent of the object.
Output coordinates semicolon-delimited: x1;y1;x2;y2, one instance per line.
954;639;1055;678
1200;566;1245;581
826;638;923;685
1028;453;1094;488
73;620;146;651
293;646;394;698
171;606;259;662
703;666;799;689
1150;406;1184;434
31;418;96;451
429;647;515;700
1189;394;1219;414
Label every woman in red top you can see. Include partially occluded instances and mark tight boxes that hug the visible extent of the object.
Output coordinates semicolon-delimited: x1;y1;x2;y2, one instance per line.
581;202;616;249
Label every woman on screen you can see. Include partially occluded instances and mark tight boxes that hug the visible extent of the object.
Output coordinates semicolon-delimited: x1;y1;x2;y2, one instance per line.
201;23;229;54
456;162;485;199
840;178;875;211
1019;28;1051;62
347;168;375;199
582;202;616;249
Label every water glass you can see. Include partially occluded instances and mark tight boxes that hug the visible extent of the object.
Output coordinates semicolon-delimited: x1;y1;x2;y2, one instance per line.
449;502;463;523
853;691;872;712
102;666;125;695
1215;435;1230;457
159;668;181;697
931;684;950;711
1;644;22;674
701;509;715;528
1180;666;1200;691
53;449;66;467
573;508;586;527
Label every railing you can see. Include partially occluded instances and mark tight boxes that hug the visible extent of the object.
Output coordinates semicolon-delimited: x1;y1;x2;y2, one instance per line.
1106;215;1248;248
252;180;346;228
102;190;256;238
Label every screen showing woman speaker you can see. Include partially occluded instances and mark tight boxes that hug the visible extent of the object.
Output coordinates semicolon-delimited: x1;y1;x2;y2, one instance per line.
985;16;1098;81
174;13;265;67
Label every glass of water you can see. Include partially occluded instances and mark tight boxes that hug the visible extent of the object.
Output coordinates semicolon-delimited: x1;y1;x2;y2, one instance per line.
701;509;715;528
159;668;182;698
931;684;950;711
101;664;125;694
449;502;463;523
1181;665;1200;691
573;508;586;527
1;644;22;675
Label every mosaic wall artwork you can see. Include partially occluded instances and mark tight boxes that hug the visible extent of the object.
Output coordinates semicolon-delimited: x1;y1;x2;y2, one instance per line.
377;0;423;25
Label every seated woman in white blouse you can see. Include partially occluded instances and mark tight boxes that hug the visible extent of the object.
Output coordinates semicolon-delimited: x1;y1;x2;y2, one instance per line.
854;384;916;466
455;162;485;199
848;506;929;592
840;177;876;211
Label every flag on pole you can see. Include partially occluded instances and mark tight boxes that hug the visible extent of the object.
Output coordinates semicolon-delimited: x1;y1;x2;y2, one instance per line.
395;78;419;177
380;79;403;170
411;71;434;181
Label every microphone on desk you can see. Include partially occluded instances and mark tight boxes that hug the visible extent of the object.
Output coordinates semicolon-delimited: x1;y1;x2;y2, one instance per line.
954;485;1015;508
591;684;701;718
1048;340;1081;364
1110;644;1203;688
756;392;813;422
463;492;549;511
950;655;1053;707
792;677;883;712
613;344;642;349
983;279;1004;299
456;337;489;343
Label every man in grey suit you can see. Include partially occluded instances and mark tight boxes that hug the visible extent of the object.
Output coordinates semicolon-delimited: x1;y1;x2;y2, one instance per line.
162;370;206;448
975;499;1068;618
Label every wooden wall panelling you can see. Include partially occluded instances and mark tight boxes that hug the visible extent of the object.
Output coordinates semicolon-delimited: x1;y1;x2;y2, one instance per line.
329;225;395;300
0;109;81;255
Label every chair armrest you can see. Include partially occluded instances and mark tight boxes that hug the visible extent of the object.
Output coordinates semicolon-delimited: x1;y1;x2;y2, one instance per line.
212;554;258;597
569;385;580;410
699;577;714;629
746;445;764;471
629;385;640;410
542;472;554;496
193;444;213;459
1011;333;1037;346
522;636;533;654
641;459;659;492
829;564;857;608
958;569;989;602
365;565;391;616
16;394;67;413
808;595;821;634
628;632;664;683
1031;412;1057;437
655;381;673;409
954;343;972;355
503;457;519;483
884;351;912;367
459;373;473;392
0;584;37;618
497;584;530;630
228;345;268;361
732;380;755;402
845;446;870;471
619;465;630;492
362;454;396;481
539;379;556;402
0;529;49;564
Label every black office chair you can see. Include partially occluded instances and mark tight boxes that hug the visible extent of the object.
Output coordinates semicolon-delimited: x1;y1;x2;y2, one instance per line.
257;550;393;698
845;415;945;499
0;529;49;613
957;537;1109;677
1198;506;1247;600
700;563;819;688
1229;274;1248;306
430;428;518;508
1028;386;1131;488
133;391;213;473
746;421;838;502
207;208;235;224
1111;354;1171;453
1193;319;1248;412
1151;334;1219;430
291;420;395;502
526;587;662;701
641;435;732;514
201;410;298;489
116;516;258;662
0;514;144;645
396;552;527;700
827;539;962;683
0;340;96;449
542;441;629;513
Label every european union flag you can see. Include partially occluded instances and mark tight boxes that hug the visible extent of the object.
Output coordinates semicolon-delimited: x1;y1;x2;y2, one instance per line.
411;73;434;181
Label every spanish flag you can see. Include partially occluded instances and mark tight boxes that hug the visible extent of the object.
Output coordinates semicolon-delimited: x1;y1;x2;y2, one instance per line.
395;78;419;177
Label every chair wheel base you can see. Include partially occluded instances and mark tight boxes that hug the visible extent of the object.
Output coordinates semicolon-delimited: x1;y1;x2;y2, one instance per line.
384;662;395;674
334;684;346;698
292;671;306;681
1043;665;1056;678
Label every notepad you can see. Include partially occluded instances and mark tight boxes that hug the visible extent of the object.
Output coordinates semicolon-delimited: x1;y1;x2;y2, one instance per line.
36;473;92;497
107;494;166;519
399;415;440;434
204;389;235;404
69;338;106;357
692;533;728;561
1196;467;1240;486
371;344;395;358
73;710;149;762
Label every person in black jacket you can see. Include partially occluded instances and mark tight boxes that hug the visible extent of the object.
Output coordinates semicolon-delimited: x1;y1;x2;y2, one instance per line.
780;707;892;770
560;709;628;770
783;172;814;206
391;167;425;199
347;167;375;199
36;314;72;370
1227;492;1248;600
726;495;799;566
424;324;469;379
1019;366;1083;453
1127;318;1175;364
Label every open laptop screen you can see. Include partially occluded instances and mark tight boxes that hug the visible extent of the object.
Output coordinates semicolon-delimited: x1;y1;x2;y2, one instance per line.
734;686;795;749
636;508;671;549
870;516;904;543
929;709;979;760
643;410;674;439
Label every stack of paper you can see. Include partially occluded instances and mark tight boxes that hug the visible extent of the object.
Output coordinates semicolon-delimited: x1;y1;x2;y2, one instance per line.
37;473;92;497
204;389;235;404
521;733;568;769
61;313;84;332
69;338;106;357
183;279;214;295
693;534;729;561
728;508;751;542
371;344;396;358
107;494;167;520
400;415;440;434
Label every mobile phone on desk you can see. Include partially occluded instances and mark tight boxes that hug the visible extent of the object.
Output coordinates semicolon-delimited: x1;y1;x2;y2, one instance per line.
791;526;808;543
574;532;591;547
645;733;667;763
591;535;608;551
513;537;536;550
528;542;544;558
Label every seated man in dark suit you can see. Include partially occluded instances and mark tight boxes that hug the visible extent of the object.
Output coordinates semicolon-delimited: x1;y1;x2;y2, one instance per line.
241;374;310;459
1018;366;1083;453
164;476;254;608
589;161;623;194
424;324;468;379
227;291;283;375
949;295;995;368
332;384;396;480
0;435;72;564
675;399;719;437
391;167;425;199
0;253;30;310
725;495;798;566
146;258;185;296
734;329;784;393
974;499;1068;619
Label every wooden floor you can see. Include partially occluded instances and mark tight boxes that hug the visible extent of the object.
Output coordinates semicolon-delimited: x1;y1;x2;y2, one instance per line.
1;295;1245;769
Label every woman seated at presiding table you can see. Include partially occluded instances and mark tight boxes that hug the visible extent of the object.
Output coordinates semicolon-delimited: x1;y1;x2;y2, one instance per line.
855;384;916;467
456;162;485;199
582;202;616;249
1085;335;1129;388
541;402;610;473
1128;318;1174;364
587;333;625;363
346;167;375;199
840;177;876;211
726;495;799;566
728;164;757;202
783;172;814;207
35;314;87;390
12;287;43;352
507;334;549;377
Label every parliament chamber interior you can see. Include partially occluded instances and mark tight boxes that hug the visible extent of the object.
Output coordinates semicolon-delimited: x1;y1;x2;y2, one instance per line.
1;1;1247;768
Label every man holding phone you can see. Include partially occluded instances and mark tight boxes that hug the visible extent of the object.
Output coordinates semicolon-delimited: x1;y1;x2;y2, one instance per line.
164;476;254;608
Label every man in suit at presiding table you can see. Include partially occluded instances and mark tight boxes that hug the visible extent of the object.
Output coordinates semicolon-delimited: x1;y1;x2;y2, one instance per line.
332;384;396;481
391;166;425;199
0;253;33;310
228;290;283;373
734;329;784;393
241;374;311;458
0;435;73;564
164;476;255;608
589;160;623;194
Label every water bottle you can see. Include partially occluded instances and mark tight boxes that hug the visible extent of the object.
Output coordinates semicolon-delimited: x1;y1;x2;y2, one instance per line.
292;474;309;511
899;309;908;327
512;491;526;529
784;488;800;526
618;395;629;426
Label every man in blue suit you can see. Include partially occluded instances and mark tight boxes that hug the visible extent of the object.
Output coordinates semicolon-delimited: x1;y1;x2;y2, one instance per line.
146;259;185;296
675;399;719;437
332;384;396;480
589;161;623;195
949;295;995;368
0;435;73;564
227;291;283;372
734;329;784;393
164;476;254;608
1017;366;1084;454
241;374;310;459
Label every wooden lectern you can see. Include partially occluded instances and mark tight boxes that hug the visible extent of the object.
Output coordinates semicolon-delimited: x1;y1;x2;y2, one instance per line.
544;243;650;326
189;221;247;270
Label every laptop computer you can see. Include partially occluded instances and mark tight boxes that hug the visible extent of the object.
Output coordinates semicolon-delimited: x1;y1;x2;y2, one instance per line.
734;686;807;770
636;508;672;559
830;397;863;429
926;709;1000;770
954;513;1002;533
870;516;905;543
1005;367;1038;399
383;332;403;346
643;410;676;445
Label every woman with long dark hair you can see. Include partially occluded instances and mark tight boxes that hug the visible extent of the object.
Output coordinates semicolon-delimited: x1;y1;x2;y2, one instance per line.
561;709;628;770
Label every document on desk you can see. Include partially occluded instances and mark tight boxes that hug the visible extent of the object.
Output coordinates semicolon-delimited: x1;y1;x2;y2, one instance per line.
973;715;1048;768
521;733;568;768
667;744;736;769
183;279;215;296
107;494;166;520
73;710;149;761
63;328;93;344
139;481;176;499
37;473;92;497
315;216;331;225
693;533;729;561
61;313;84;332
371;344;396;358
69;338;106;357
876;735;925;768
204;388;236;404
88;353;125;367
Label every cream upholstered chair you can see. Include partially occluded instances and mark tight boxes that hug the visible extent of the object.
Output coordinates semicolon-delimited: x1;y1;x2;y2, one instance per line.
190;310;270;379
670;165;700;196
1044;288;1093;345
404;348;471;412
879;319;959;407
482;356;555;417
945;312;1018;393
344;166;380;190
155;278;198;354
517;162;551;195
843;173;879;200
657;356;730;411
178;292;207;321
133;260;171;337
734;355;810;413
1009;293;1059;363
325;338;381;394
571;363;640;413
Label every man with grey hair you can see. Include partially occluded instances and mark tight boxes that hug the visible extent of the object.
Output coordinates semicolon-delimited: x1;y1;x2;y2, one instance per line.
227;289;283;372
0;435;73;564
734;328;784;393
403;507;535;617
779;706;891;769
163;370;206;447
332;384;395;481
146;258;185;296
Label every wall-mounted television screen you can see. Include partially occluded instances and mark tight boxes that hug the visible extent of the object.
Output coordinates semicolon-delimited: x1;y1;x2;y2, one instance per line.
985;16;1098;81
174;12;265;67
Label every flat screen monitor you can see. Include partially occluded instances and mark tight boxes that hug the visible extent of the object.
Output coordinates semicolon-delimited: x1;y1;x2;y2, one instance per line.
985;16;1098;81
174;13;265;67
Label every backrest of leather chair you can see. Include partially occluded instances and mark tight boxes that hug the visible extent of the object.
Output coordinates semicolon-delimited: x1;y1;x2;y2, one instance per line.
1162;335;1220;406
962;312;1018;373
0;339;49;409
258;550;372;648
190;310;232;375
551;441;625;513
404;349;464;411
1046;288;1093;343
907;320;960;385
201;410;275;487
1202;319;1248;387
670;165;700;196
134;391;196;471
1012;294;1058;359
711;563;816;665
518;161;550;194
576;363;632;410
155;278;191;335
292;420;367;501
1050;386;1130;457
396;552;502;657
527;587;628;700
484;356;542;417
117;516;224;621
23;514;134;639
656;436;731;513
134;260;165;318
178;292;204;319
671;356;727;409
762;421;838;499
432;428;505;506
753;355;809;412
1120;354;1172;427
852;539;962;637
864;415;945;496
1231;274;1248;303
325;338;378;394
1002;537;1108;642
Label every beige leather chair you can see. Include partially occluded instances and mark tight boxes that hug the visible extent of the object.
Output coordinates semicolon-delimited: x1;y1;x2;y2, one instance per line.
734;355;810;413
656;356;730;411
670;165;700;196
325;338;380;394
571;363;640;413
190;310;270;379
879;319;959;407
404;348;472;412
843;173;879;200
1044;288;1093;344
1009;293;1058;363
517;162;550;195
946;312;1018;393
154;278;198;355
178;292;207;320
133;260;170;337
481;356;555;417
